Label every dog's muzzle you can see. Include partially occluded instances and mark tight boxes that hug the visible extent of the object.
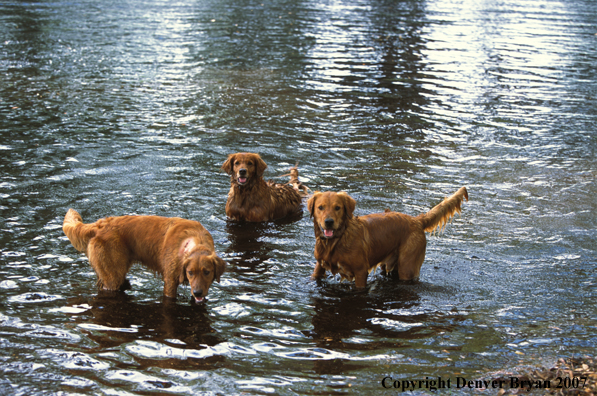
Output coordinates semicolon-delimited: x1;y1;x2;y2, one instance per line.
322;218;335;238
237;169;248;185
192;289;205;303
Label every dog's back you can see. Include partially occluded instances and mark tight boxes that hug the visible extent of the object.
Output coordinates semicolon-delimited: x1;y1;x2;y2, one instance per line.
266;180;302;219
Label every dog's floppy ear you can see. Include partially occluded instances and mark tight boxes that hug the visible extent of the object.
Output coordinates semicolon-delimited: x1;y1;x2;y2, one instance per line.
253;154;267;178
338;192;356;219
221;154;236;175
179;258;188;284
178;238;196;284
307;192;321;218
212;255;226;283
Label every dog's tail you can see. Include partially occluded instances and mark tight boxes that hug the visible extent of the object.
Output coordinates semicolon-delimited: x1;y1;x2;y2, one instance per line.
418;187;468;234
63;209;96;253
280;161;310;197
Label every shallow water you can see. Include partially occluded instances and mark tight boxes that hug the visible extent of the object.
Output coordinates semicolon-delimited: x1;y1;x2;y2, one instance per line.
1;0;596;394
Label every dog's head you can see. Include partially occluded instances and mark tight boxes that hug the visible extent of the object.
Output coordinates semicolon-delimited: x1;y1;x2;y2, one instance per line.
180;250;226;303
307;191;356;239
221;152;267;186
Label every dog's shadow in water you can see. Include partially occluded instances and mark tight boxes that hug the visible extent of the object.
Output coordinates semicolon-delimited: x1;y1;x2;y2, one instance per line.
307;278;462;375
70;292;223;359
224;210;303;272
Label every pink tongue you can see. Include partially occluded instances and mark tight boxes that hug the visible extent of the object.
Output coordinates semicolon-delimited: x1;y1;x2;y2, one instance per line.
238;177;247;183
324;229;334;238
195;296;204;303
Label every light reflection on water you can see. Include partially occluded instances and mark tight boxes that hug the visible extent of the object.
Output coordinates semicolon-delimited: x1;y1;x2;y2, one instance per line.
0;0;595;394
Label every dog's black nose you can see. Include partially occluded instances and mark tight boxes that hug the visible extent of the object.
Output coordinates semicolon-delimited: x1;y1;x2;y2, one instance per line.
239;168;247;176
324;218;334;228
193;289;204;297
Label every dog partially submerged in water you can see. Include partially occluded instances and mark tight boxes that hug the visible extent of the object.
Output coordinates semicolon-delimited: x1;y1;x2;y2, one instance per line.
308;187;468;287
221;152;307;222
63;209;226;302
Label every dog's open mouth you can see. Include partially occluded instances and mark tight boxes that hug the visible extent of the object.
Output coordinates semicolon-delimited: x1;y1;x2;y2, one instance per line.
237;177;247;185
194;296;205;303
322;228;334;238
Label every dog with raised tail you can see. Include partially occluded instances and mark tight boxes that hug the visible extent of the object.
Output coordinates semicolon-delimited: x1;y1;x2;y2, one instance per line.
221;152;307;222
307;187;469;287
63;209;226;303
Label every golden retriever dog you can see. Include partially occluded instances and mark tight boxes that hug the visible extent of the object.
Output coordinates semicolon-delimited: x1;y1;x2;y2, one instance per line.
307;187;468;287
63;209;226;302
221;152;306;222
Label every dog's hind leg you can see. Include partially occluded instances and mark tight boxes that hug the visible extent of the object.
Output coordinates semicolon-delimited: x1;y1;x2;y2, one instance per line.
396;233;427;280
87;236;131;291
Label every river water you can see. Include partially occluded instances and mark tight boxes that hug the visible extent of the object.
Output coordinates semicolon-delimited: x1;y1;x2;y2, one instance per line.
1;0;595;394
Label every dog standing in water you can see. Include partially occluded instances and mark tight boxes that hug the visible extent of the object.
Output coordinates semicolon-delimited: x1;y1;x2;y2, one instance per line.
307;187;468;287
63;209;226;302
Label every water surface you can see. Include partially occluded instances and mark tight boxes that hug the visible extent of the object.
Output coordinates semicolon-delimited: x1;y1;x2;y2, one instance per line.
1;0;595;394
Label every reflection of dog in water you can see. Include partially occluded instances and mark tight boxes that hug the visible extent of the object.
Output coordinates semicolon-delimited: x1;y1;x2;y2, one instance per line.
63;209;226;303
308;282;463;375
308;187;468;287
73;293;222;350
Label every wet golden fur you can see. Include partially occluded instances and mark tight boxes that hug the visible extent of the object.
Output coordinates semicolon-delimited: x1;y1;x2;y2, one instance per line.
221;152;304;222
307;187;468;287
63;209;226;302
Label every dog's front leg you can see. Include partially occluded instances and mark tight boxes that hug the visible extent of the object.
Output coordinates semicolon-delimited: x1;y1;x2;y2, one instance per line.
354;271;368;288
311;260;326;279
163;279;179;299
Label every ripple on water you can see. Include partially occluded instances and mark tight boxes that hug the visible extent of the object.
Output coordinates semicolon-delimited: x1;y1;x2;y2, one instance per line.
25;326;81;342
0;280;18;289
49;304;92;314
236;375;307;393
367;317;424;330
8;292;63;304
252;342;286;353
105;370;192;393
78;323;139;334
240;325;307;340
275;347;351;361
211;302;250;318
0;0;595;394
39;349;109;370
126;340;256;361
1;251;26;258
37;253;74;262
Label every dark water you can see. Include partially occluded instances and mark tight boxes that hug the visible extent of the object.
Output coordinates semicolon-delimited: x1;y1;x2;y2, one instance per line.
1;0;595;394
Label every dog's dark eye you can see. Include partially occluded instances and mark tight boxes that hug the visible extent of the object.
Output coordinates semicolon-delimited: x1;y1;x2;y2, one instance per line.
318;205;323;211
335;205;341;211
248;161;253;166
203;269;210;276
235;161;240;165
187;271;193;277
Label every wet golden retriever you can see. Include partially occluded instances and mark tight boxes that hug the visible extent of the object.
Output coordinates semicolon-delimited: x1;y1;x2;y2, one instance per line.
307;187;468;287
221;152;305;222
63;209;226;302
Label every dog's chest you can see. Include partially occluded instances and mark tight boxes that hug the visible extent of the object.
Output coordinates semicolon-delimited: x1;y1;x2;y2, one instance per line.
315;242;355;281
323;260;354;281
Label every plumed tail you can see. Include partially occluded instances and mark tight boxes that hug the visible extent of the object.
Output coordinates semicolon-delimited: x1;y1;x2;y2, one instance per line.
418;187;468;234
63;209;95;253
280;161;310;197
